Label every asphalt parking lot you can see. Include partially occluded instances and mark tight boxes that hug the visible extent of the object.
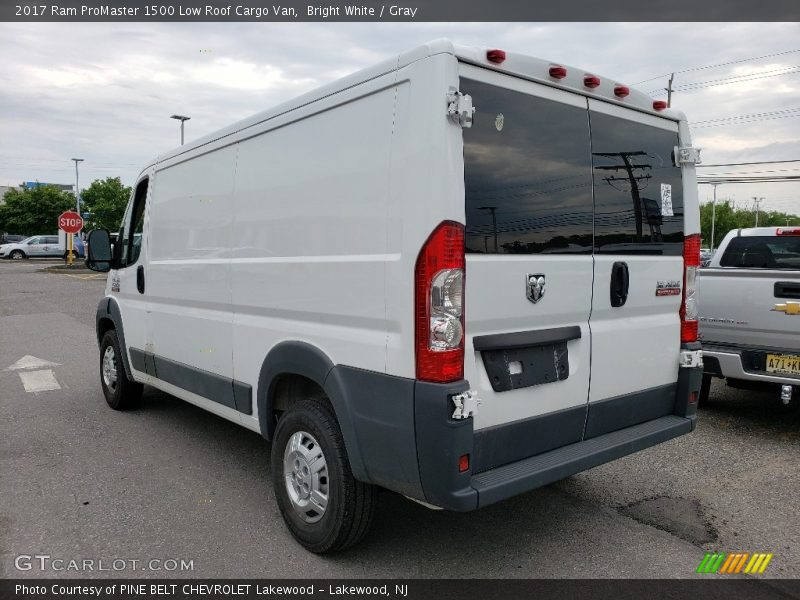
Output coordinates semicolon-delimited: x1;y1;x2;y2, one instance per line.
1;259;798;580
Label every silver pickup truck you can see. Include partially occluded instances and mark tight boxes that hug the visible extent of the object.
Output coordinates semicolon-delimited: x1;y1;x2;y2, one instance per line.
698;226;800;404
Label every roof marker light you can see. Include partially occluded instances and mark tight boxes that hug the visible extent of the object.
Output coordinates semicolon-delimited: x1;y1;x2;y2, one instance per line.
584;75;601;89
653;100;668;111
614;85;630;98
549;65;567;79
486;49;506;64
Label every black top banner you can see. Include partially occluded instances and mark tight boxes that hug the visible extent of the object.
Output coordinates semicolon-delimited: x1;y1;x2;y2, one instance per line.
2;0;799;22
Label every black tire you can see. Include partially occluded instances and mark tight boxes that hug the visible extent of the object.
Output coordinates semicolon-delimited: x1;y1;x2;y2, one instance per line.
698;374;712;406
9;250;25;260
99;329;143;410
271;398;376;553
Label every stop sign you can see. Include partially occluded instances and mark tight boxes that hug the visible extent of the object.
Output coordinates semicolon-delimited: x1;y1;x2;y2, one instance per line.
58;211;83;234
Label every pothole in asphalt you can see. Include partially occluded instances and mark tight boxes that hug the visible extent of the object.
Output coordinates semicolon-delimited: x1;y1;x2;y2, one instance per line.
618;496;718;545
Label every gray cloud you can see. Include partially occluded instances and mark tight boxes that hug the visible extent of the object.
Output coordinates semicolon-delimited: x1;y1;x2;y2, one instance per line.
0;22;798;212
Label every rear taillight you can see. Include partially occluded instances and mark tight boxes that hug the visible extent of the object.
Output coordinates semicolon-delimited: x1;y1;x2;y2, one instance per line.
777;227;800;236
680;234;701;343
415;221;465;383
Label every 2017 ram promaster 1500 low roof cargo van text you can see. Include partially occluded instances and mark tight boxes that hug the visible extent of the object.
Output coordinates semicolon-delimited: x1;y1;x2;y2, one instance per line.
85;40;703;553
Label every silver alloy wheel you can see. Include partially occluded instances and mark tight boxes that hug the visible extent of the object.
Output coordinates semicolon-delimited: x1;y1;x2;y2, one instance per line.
102;345;118;391
283;430;329;523
10;251;23;260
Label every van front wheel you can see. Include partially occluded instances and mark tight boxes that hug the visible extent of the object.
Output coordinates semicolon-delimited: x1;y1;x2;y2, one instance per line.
271;399;376;553
99;329;143;410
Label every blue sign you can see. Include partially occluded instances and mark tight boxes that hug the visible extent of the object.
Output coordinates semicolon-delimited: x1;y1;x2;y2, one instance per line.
24;181;73;191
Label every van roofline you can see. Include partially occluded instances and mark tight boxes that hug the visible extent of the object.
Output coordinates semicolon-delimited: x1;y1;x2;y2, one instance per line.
147;39;683;168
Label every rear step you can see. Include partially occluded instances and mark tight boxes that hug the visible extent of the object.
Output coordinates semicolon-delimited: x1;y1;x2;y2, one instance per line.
471;415;693;507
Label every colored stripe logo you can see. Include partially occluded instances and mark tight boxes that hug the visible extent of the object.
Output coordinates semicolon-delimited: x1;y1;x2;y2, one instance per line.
696;552;773;574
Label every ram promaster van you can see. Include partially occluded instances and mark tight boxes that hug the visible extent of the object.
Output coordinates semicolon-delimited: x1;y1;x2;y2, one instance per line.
86;41;703;553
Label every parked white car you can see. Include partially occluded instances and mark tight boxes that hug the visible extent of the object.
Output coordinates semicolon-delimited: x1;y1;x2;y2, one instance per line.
85;40;703;553
0;234;84;260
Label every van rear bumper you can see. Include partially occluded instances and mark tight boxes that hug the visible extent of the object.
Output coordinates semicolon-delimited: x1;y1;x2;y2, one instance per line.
333;358;700;512
411;360;701;512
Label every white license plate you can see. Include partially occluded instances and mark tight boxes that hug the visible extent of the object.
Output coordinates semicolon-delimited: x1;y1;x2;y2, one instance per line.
766;353;800;376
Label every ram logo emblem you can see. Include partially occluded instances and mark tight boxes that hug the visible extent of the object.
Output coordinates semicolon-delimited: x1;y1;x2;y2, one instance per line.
526;273;546;304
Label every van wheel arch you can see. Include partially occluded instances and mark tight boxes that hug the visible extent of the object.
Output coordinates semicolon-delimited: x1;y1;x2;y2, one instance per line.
257;341;367;482
95;298;134;381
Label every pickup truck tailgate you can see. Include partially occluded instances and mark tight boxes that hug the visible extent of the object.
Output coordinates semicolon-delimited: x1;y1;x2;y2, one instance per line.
698;269;800;348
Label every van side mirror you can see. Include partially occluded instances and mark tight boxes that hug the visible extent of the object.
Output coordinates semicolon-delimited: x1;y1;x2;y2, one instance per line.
86;229;113;272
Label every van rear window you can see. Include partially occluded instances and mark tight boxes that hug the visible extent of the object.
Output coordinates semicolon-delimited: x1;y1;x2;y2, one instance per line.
720;235;800;269
590;111;684;255
461;79;593;254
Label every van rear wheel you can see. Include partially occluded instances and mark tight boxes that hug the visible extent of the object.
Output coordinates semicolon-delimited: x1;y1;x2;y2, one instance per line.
271;398;376;553
99;329;143;410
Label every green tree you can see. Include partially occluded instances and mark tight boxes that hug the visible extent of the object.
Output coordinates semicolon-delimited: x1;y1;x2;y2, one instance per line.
81;177;132;231
700;200;800;249
0;184;76;236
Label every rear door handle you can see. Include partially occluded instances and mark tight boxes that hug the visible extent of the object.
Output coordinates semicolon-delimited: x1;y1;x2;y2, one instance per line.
610;261;629;308
136;265;145;294
775;281;800;299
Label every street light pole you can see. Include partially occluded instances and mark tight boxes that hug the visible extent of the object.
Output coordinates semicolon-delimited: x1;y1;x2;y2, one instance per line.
170;114;191;145
753;196;764;227
710;183;719;251
71;158;84;214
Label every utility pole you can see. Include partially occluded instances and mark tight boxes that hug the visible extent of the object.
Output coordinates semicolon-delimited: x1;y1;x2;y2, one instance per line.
666;73;675;107
478;206;498;252
593;151;651;242
710;183;719;251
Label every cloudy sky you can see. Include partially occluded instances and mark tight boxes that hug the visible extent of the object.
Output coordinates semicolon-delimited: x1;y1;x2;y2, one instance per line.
1;22;798;214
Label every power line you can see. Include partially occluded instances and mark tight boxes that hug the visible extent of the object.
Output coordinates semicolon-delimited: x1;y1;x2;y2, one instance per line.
691;113;800;129
702;168;800;176
633;49;800;85
692;107;800;125
647;67;800;95
697;160;800;168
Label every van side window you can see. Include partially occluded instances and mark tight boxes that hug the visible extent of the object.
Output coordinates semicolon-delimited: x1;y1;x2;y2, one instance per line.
589;112;684;255
118;178;148;267
461;78;594;255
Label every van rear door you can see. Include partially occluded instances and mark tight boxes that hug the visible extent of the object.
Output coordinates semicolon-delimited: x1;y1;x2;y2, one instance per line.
585;101;685;436
459;68;594;473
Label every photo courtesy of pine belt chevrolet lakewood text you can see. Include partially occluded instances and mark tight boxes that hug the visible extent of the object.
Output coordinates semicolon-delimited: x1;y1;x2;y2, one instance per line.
84;40;704;553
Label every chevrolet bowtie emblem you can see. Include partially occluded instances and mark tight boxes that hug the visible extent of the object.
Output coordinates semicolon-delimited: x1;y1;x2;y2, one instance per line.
772;302;800;315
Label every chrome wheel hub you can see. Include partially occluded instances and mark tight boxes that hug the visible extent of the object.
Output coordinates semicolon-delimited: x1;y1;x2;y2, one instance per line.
283;430;329;523
102;346;118;391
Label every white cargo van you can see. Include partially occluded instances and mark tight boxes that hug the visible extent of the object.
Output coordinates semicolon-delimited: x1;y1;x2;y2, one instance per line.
86;40;703;553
